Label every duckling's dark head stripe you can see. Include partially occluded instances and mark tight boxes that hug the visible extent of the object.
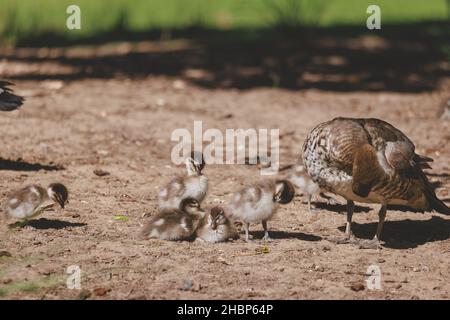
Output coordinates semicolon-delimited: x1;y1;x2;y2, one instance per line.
276;180;295;204
49;183;69;207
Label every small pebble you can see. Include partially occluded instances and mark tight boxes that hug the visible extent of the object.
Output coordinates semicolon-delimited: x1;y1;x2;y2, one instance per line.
350;283;365;292
78;289;91;300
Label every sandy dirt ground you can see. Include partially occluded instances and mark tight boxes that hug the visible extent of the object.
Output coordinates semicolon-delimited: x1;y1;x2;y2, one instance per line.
0;39;449;300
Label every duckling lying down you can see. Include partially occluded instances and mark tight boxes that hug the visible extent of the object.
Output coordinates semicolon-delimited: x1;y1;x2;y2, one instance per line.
196;206;238;243
141;199;237;243
141;197;206;241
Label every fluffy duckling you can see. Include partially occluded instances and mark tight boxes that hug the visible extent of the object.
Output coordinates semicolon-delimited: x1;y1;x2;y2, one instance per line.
303;117;450;249
227;179;295;242
141;197;206;241
438;98;450;120
289;164;339;211
3;183;69;222
158;152;208;210
0;81;24;111
289;164;320;211
196;206;238;243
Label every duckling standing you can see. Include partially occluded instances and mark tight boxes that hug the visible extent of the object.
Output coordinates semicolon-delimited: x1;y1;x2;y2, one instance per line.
0;81;24;111
289;164;339;211
303;117;450;249
3;183;69;224
438;98;450;120
289;164;320;211
227;180;294;242
158;152;208;210
141;197;206;241
196;206;238;243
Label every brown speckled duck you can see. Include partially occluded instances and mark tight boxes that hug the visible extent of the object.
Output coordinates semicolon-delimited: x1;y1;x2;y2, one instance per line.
303;117;450;249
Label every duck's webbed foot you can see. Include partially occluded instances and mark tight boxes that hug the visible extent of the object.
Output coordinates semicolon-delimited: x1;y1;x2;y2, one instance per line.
329;200;355;244
329;234;358;244
307;205;320;213
261;221;273;242
358;237;382;249
359;205;386;249
262;232;273;242
245;235;254;243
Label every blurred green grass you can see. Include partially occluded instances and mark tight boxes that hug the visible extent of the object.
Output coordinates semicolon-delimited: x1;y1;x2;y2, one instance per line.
0;0;448;44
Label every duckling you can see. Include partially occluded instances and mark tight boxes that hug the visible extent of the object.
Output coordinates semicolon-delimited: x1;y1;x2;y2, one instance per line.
303;117;450;249
438;98;450;120
289;164;320;211
158;152;208;210
289;164;339;211
141;197;206;241
0;81;24;111
3;183;69;224
196;206;238;243
227;179;295;242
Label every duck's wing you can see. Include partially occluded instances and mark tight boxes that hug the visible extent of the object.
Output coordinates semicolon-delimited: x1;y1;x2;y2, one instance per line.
357;119;449;214
141;210;177;238
359;118;432;172
158;176;186;205
4;186;42;219
0;81;24;111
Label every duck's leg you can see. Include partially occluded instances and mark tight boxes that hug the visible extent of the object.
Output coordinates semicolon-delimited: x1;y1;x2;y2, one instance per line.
359;204;386;249
244;222;252;242
345;200;354;236
261;220;272;242
335;200;356;244
307;194;321;212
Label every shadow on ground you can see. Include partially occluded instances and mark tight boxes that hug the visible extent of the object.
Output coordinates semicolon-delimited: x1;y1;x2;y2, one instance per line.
314;202;371;213
0;158;64;171
252;230;322;241
2;21;449;92
338;215;450;249
19;218;86;230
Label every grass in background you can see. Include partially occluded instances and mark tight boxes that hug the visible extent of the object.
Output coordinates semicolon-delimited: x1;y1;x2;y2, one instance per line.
0;0;448;44
0;275;62;297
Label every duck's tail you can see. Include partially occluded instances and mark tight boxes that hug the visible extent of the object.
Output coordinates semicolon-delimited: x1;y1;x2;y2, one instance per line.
418;168;450;215
426;189;450;215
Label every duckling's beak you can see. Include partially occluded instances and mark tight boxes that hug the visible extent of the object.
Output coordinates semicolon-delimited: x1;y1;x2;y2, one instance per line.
193;162;202;175
211;218;219;230
54;194;66;209
274;193;281;202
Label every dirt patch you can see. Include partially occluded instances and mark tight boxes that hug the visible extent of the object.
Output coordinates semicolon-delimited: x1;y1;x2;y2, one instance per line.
0;45;449;299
